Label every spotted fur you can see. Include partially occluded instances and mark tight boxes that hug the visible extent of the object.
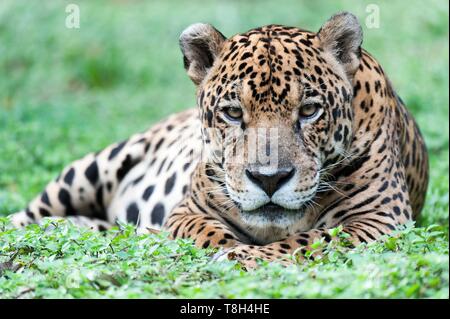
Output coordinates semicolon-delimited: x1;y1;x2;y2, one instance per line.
10;12;428;268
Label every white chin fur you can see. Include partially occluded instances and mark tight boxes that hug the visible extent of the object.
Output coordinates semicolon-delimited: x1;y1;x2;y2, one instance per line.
240;210;305;229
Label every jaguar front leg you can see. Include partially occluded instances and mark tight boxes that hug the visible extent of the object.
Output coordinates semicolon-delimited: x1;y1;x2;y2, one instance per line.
212;216;397;269
213;182;412;269
164;200;244;249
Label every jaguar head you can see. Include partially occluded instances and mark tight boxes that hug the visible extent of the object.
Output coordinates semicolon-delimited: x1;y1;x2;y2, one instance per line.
180;12;362;235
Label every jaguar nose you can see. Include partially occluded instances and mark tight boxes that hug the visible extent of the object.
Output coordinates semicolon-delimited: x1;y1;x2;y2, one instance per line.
245;167;295;197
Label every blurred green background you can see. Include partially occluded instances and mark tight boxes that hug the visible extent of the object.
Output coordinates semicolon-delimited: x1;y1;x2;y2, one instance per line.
0;0;448;231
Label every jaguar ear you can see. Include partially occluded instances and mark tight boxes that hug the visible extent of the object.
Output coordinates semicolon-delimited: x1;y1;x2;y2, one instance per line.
317;12;363;79
179;23;226;85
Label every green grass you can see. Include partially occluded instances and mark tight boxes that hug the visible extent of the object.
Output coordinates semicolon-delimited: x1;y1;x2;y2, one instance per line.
0;219;448;298
0;0;448;298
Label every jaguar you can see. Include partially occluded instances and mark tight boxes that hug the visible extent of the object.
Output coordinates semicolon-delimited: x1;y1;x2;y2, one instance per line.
10;12;429;268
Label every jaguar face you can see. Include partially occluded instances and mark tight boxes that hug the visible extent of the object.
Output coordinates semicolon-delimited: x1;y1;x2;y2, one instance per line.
180;13;362;232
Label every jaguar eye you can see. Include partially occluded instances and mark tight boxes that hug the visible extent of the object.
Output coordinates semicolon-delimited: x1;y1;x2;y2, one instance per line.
223;107;243;121
299;103;320;119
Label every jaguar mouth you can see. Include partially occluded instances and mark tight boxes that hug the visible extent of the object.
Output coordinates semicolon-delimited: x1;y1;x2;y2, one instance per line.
248;202;295;213
241;202;305;224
